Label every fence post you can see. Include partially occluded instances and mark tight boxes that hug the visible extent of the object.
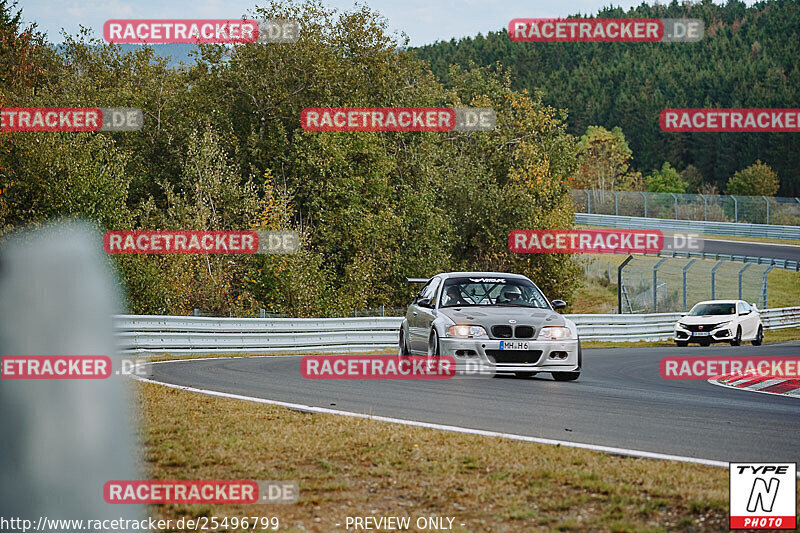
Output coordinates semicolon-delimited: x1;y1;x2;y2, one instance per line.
711;260;725;299
618;255;634;314
762;195;770;224
732;195;738;223
682;259;697;312
640;191;647;217
699;193;707;221
670;193;678;219
653;257;669;313
193;308;200;316
613;190;619;216
259;308;266;318
585;189;591;214
761;265;775;308
738;263;752;300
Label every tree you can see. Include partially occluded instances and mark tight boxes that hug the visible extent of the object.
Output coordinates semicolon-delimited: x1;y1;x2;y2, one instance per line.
726;160;779;196
573;126;640;191
681;165;705;193
646;162;687;193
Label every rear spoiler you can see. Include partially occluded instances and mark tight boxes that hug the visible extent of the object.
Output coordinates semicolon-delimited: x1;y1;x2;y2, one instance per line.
406;277;429;283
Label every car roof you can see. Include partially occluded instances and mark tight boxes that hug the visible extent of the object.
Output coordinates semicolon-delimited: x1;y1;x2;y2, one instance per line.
438;271;530;280
693;300;743;305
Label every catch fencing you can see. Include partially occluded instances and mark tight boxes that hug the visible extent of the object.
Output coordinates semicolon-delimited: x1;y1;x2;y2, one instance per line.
573;189;800;226
115;307;800;355
581;254;794;314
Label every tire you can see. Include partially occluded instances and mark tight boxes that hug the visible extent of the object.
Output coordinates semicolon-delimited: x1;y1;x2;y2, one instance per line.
398;330;410;356
427;329;440;357
515;372;538;378
751;325;763;346
730;326;742;347
552;342;581;381
676;340;688;347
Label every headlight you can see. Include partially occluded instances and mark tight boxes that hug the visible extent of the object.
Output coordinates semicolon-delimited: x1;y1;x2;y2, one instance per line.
446;325;488;338
537;326;572;340
714;321;731;330
677;322;688;329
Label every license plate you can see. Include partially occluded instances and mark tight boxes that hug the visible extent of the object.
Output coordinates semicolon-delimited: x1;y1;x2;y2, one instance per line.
500;341;529;350
692;332;711;337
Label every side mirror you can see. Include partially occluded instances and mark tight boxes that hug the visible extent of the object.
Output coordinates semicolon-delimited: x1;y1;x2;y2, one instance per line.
551;300;567;310
417;297;432;308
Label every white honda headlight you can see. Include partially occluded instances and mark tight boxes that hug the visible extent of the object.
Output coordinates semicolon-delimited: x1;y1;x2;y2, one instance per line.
714;321;732;329
446;325;488;338
538;326;572;340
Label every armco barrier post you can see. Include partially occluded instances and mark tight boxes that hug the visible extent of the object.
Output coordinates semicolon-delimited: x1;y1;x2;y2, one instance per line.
618;255;634;314
653;257;669;313
682;259;697;312
0;222;143;521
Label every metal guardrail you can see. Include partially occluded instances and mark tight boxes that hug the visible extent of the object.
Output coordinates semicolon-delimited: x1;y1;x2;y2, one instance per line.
575;213;800;241
643;251;799;271
115;308;800;355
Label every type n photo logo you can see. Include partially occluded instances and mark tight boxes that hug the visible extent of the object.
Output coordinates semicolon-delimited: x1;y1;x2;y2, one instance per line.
729;463;796;529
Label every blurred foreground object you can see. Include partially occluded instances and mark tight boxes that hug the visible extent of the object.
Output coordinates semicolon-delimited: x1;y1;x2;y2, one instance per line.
0;221;142;527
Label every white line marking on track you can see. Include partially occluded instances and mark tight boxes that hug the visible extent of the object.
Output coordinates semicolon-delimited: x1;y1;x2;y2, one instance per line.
131;356;746;471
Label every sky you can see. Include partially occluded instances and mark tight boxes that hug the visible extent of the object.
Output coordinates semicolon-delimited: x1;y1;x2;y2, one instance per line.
20;0;694;47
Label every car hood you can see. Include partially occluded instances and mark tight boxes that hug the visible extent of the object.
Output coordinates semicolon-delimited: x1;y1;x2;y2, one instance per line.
439;306;567;331
679;315;737;324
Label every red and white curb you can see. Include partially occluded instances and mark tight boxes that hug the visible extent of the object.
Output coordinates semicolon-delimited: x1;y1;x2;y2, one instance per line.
709;373;800;398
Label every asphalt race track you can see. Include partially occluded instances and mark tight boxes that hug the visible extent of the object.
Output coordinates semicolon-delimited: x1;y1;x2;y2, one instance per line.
145;342;800;465
698;237;800;263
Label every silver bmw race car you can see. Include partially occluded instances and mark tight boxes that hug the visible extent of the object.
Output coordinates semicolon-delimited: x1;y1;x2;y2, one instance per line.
398;272;581;380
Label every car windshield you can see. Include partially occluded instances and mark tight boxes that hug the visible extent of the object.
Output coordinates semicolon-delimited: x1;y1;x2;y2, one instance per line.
439;276;550;309
689;303;737;316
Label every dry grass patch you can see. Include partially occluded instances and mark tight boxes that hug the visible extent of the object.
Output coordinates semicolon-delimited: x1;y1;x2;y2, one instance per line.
138;382;738;532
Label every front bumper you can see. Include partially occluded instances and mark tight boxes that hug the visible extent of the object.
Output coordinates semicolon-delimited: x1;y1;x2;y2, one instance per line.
438;336;580;373
674;324;734;342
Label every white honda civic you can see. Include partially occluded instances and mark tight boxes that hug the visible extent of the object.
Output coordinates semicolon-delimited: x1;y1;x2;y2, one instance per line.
674;300;763;347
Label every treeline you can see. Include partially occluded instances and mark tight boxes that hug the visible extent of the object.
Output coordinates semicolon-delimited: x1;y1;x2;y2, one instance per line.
0;0;582;316
413;0;800;194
